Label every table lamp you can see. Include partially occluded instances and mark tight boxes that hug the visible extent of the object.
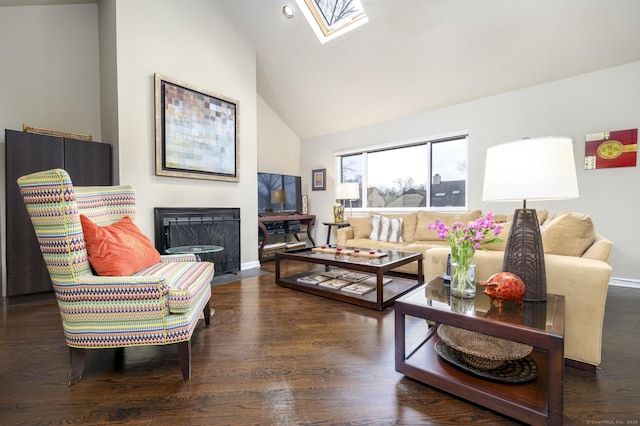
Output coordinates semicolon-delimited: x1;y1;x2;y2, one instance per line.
271;189;287;213
482;136;579;301
336;182;360;220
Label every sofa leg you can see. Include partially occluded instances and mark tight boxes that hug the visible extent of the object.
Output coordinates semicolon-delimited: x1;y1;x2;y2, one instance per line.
177;341;191;380
203;298;211;326
68;347;86;386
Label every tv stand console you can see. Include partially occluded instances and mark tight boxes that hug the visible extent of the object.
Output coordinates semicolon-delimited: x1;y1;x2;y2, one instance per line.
258;214;316;260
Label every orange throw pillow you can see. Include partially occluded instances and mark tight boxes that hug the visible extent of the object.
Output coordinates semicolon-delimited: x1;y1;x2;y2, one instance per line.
80;215;162;276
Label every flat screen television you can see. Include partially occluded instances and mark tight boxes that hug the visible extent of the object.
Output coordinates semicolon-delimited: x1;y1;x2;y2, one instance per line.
258;172;302;214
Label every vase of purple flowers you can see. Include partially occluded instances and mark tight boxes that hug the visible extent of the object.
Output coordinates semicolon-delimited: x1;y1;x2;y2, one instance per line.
429;212;503;298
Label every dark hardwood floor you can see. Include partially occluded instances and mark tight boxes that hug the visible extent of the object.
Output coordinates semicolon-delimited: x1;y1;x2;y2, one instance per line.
1;261;639;425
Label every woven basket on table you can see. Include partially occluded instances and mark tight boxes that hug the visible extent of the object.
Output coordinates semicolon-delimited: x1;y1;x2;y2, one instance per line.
437;324;533;370
261;243;287;259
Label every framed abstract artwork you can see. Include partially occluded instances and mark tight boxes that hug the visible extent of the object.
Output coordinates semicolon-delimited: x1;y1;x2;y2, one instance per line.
585;128;637;170
312;169;326;190
155;73;240;181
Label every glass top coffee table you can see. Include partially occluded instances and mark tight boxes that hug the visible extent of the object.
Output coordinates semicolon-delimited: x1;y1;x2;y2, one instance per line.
395;277;565;425
274;246;423;310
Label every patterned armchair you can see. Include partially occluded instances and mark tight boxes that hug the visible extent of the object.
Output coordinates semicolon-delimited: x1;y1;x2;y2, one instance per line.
17;169;213;385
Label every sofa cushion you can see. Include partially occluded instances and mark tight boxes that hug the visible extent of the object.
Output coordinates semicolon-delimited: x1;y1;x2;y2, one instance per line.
536;209;549;225
542;212;596;256
348;216;373;239
403;240;450;253
80;215;162;276
370;215;382;241
414;211;440;241
369;212;418;242
370;215;403;242
414;210;483;241
481;221;510;251
347;238;406;252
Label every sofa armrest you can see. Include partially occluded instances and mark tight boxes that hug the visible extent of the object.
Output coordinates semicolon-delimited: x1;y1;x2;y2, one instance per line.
582;232;613;263
542;254;611;366
424;247;452;283
337;226;353;246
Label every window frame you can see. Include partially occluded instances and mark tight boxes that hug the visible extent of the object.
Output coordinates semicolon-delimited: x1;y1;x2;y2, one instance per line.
295;0;369;44
335;130;469;212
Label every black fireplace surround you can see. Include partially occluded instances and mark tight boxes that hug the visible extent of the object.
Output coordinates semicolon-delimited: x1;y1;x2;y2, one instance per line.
154;208;240;275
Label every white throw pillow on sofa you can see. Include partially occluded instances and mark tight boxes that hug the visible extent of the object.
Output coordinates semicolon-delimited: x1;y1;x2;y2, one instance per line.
370;215;403;242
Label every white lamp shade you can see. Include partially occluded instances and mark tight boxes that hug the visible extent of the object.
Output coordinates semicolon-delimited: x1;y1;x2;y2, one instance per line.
482;136;579;202
336;182;360;200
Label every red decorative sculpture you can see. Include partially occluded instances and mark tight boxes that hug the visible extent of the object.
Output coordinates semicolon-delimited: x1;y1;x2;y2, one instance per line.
479;272;526;308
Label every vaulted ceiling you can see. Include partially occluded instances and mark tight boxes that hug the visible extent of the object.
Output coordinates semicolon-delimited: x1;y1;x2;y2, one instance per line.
219;0;640;139
4;0;640;140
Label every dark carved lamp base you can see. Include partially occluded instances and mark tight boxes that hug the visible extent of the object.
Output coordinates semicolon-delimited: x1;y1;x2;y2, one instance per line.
502;209;546;302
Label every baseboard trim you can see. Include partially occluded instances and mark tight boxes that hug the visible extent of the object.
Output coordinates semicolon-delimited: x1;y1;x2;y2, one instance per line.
609;277;640;289
242;260;262;270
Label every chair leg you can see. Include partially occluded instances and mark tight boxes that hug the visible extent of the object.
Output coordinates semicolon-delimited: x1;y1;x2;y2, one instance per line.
177;341;191;380
203;298;211;326
114;347;125;370
68;347;86;386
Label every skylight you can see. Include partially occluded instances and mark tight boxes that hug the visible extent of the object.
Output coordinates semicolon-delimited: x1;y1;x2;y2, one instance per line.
294;0;368;44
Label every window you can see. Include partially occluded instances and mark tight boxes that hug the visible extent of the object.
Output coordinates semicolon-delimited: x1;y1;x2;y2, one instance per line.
295;0;368;43
337;133;468;210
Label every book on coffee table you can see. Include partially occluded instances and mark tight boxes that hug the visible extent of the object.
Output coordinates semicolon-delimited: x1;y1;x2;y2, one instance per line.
319;278;351;289
297;274;330;285
341;283;375;295
321;268;349;278
340;272;370;282
361;276;393;286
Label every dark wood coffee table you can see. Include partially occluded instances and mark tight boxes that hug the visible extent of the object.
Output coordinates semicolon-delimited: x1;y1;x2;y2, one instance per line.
275;247;423;310
395;278;565;425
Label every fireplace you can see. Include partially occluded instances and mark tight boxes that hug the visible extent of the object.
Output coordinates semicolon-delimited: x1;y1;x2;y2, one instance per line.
154;208;240;275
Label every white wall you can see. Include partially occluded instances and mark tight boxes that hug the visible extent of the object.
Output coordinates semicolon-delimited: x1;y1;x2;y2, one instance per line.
0;0;262;299
257;94;301;176
302;61;640;281
0;3;102;296
98;0;119;182
110;0;259;269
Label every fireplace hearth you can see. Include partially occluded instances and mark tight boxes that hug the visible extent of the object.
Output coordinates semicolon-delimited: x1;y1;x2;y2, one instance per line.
154;208;240;275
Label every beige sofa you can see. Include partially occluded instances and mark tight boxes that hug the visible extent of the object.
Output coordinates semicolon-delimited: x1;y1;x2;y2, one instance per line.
336;210;486;275
337;210;613;369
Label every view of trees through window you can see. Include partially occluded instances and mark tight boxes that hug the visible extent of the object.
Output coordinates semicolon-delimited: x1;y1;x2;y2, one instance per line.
339;136;468;209
313;0;363;27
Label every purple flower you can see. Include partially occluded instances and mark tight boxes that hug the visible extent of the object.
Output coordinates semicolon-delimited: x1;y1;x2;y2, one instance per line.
427;211;503;265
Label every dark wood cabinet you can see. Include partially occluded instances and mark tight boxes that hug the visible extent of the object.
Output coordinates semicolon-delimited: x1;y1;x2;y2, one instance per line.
258;214;316;261
5;129;112;298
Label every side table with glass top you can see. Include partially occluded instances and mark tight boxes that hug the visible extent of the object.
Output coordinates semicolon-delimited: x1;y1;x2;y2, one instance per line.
395;277;565;425
165;244;224;261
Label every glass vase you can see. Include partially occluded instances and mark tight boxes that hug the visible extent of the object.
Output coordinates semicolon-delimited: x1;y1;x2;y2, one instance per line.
450;295;475;315
450;262;476;298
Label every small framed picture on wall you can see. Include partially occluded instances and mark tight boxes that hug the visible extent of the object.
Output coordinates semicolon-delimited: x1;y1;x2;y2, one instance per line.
312;169;326;190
